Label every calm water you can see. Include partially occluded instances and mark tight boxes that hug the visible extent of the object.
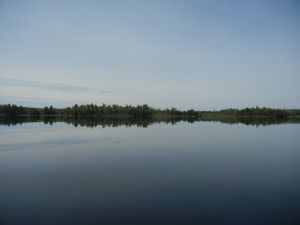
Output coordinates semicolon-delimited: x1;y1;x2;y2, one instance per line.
0;121;300;225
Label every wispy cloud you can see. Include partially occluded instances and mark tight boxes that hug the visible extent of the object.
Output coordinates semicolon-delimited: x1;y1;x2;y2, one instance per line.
0;95;73;107
0;77;89;92
0;78;121;94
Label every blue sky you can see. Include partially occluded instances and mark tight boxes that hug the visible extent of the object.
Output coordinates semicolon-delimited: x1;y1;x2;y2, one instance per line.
0;0;299;109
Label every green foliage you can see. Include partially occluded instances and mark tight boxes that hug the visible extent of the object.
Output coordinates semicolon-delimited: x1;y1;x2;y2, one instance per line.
0;104;26;117
43;105;56;115
236;107;288;118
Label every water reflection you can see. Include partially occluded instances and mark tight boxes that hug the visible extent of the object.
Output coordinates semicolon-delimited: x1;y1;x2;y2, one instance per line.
0;121;299;225
1;116;299;127
0;137;88;152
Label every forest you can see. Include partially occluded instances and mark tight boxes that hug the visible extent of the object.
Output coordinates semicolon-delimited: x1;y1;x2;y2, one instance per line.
1;103;299;119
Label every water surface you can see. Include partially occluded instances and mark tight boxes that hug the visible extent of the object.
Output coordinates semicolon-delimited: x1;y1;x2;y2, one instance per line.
0;121;299;225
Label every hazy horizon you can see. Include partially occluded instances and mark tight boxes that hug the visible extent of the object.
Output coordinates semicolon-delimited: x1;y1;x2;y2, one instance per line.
1;0;300;110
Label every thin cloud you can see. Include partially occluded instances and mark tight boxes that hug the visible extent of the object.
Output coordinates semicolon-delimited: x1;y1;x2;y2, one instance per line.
0;77;121;94
0;95;79;107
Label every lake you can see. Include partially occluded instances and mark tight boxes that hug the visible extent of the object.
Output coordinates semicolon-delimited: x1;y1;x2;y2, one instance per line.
0;121;299;225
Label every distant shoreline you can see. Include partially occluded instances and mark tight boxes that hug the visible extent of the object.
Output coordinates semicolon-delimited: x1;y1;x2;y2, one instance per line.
1;104;300;127
1;103;299;118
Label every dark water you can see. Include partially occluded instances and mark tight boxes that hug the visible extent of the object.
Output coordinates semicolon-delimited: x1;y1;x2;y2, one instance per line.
0;121;300;225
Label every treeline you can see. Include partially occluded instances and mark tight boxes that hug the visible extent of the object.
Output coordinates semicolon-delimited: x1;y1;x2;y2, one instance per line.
0;104;198;119
199;107;298;119
0;104;299;120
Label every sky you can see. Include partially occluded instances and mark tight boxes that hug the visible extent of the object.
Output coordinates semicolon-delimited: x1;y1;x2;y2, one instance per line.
0;0;299;110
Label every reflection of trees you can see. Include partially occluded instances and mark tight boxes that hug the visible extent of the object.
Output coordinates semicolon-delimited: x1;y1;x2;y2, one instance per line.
199;117;298;126
0;116;299;128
